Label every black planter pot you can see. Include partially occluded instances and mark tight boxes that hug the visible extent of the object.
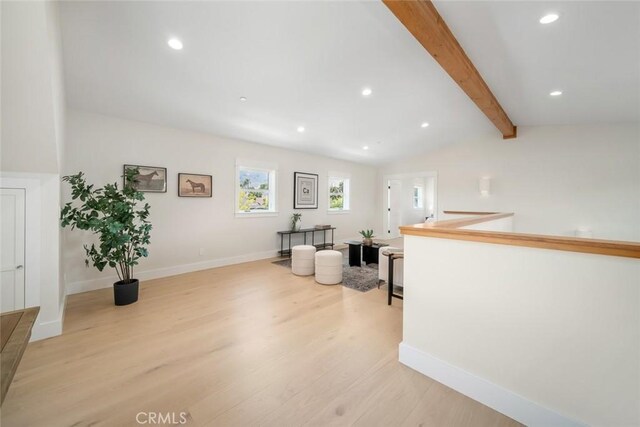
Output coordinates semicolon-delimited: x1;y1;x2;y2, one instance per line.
113;279;139;306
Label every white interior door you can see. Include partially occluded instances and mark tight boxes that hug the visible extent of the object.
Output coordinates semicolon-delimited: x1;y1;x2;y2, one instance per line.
386;179;402;239
1;188;26;313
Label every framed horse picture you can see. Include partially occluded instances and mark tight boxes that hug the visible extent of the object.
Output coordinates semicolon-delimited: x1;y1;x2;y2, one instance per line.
178;173;212;198
123;164;167;193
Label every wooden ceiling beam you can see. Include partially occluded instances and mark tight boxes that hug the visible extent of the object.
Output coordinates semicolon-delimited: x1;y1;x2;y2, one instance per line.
383;0;517;139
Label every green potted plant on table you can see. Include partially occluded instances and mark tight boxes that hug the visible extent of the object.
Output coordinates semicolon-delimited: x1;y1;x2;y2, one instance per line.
291;213;302;231
359;229;375;246
60;169;152;306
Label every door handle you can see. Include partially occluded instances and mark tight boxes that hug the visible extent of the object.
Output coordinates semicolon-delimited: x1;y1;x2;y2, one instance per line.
16;265;23;270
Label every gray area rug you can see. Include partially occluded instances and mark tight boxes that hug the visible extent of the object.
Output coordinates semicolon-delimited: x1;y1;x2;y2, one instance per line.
272;249;380;292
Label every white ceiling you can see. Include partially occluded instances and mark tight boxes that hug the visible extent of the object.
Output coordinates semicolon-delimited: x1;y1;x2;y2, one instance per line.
434;0;640;127
59;1;640;165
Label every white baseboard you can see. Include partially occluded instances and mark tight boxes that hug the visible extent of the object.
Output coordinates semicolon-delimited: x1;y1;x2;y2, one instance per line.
66;249;280;295
398;342;585;427
31;317;62;341
31;292;67;341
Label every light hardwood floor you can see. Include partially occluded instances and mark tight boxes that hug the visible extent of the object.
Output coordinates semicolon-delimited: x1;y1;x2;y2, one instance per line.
1;258;521;427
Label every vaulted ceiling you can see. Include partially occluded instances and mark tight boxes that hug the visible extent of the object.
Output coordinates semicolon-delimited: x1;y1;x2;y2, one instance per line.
433;0;640;127
59;1;639;164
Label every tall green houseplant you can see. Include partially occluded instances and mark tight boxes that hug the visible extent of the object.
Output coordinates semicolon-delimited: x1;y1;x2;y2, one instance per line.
60;169;152;305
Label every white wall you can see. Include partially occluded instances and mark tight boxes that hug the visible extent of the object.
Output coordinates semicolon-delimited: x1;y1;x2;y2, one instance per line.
64;110;377;292
0;1;66;340
379;124;640;241
460;214;513;232
43;0;68;310
0;1;62;173
46;2;67;174
35;174;63;339
401;231;639;427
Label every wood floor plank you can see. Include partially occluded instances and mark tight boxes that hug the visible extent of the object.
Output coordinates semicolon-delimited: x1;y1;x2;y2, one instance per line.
0;258;521;427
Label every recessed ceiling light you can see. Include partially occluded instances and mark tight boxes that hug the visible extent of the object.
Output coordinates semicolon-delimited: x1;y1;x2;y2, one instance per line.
539;14;559;24
362;87;372;97
297;126;305;133
421;122;430;128
362;146;369;150
550;90;563;96
167;38;183;50
239;96;247;102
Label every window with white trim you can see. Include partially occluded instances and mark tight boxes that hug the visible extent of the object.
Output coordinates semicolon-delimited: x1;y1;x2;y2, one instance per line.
236;161;277;215
328;174;350;212
413;186;424;209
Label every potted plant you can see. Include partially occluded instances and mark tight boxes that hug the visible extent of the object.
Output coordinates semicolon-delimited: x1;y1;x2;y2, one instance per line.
359;229;375;246
60;169;152;306
291;213;302;231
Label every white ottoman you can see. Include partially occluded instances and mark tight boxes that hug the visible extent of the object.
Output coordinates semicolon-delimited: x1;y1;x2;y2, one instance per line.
315;250;343;285
378;246;403;286
291;245;316;276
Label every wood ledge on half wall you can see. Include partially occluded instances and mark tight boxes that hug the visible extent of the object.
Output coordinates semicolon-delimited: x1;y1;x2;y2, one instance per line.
400;211;640;259
1;307;40;405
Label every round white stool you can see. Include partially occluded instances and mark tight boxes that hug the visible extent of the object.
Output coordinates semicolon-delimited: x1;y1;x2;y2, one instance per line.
291;245;316;276
315;250;343;285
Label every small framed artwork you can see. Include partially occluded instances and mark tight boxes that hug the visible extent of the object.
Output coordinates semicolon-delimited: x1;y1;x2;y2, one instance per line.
123;164;167;193
293;172;318;209
178;173;212;198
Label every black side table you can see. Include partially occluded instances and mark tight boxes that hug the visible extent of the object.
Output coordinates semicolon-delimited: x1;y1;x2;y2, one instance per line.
363;244;387;264
345;241;362;267
344;241;388;267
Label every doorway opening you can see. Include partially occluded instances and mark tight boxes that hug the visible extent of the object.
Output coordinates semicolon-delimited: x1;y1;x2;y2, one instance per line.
383;172;437;239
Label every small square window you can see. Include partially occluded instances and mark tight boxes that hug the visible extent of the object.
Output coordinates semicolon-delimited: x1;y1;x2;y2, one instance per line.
328;175;350;212
413;186;424;209
236;163;277;215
